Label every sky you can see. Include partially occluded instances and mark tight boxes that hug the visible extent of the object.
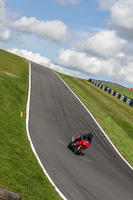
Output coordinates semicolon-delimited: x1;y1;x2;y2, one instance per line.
0;0;133;87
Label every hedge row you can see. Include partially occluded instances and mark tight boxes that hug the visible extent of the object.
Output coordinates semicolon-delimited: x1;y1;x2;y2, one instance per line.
89;79;133;107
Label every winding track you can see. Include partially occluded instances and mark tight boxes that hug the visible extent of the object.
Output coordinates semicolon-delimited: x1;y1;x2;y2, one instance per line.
28;62;133;200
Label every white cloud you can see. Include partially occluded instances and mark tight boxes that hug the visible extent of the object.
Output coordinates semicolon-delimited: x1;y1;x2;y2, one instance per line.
108;0;133;40
0;26;11;41
74;30;127;58
53;48;113;74
0;0;72;44
0;0;8;21
0;0;11;41
55;0;79;4
8;48;50;66
7;47;133;86
53;48;133;85
50;62;85;78
96;0;133;40
0;0;19;21
7;47;84;79
9;17;72;44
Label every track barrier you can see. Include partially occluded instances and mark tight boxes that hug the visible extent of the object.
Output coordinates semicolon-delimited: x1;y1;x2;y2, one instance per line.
89;79;133;107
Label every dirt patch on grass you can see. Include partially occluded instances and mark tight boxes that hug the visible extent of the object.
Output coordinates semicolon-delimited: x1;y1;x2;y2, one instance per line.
2;71;18;78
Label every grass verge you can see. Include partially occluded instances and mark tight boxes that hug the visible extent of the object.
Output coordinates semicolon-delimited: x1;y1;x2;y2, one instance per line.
57;73;133;167
0;49;62;200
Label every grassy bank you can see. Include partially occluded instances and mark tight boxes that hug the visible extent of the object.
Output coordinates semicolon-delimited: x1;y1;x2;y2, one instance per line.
57;73;133;167
0;49;62;200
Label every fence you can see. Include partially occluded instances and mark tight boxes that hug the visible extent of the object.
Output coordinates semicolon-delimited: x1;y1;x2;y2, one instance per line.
89;79;133;107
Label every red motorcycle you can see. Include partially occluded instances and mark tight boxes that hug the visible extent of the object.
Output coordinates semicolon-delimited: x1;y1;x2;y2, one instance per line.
67;137;89;155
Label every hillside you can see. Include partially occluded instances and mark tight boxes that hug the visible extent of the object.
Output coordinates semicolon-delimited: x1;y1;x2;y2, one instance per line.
0;48;132;199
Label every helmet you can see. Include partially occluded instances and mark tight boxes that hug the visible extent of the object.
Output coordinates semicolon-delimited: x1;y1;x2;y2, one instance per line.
88;133;93;139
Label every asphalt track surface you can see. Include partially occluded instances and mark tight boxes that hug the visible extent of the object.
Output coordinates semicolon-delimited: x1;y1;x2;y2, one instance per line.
29;62;133;200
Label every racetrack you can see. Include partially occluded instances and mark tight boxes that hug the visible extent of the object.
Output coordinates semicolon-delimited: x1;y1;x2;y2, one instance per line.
28;62;133;200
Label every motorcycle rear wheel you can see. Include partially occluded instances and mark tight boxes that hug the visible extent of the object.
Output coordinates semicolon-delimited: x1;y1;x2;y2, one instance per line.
74;146;83;155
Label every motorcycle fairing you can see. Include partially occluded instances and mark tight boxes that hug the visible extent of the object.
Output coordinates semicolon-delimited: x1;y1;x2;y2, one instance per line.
76;140;89;149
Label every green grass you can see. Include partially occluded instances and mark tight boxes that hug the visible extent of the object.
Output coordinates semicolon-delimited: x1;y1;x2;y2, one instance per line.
0;49;62;200
57;73;133;167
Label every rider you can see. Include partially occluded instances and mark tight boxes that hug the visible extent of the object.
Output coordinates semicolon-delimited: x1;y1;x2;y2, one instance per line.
68;133;93;155
74;133;93;146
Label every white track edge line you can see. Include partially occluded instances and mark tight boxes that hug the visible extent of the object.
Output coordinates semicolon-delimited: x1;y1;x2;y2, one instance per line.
26;61;67;200
55;72;133;171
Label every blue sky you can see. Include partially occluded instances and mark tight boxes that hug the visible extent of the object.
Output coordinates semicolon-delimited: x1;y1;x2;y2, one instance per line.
6;0;109;28
0;0;133;87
